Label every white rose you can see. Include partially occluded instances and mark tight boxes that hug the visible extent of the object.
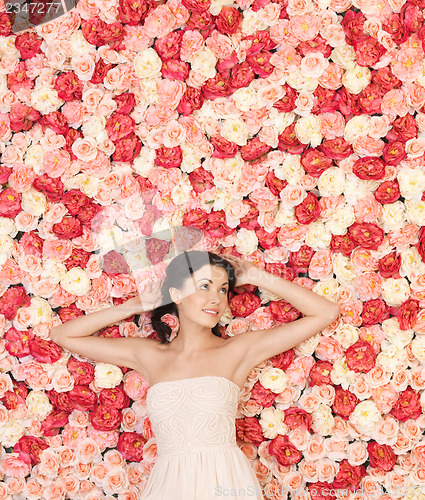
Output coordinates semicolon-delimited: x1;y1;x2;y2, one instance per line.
82;115;107;138
26;391;53;420
94;363;123;388
405;200;425;225
232;87;258;113
134;48;163;79
41;258;68;283
379;201;406;232
397;168;425;201
382;317;414;350
381;277;410;306
312;278;339;303
342;63;371;94
138;79;160;105
0;217;16;235
317;167;346;197
234;228;258;255
349;400;381;435
295;333;321;356
27;297;54;327
30;87;63;114
400;247;425;279
259;407;287;439
133;148;156;177
325;205;355;235
330;357;357;390
412;336;425;362
0;419;25;446
171;176;193;206
294;115;322;147
97;226;124;255
305;222;332;249
333;323;359;349
60;267;91;296
259;367;288;393
344;115;370;142
376;341;409;372
275;154;303;186
311;403;335;436
210;0;234;15
21;188;47;216
24;144;44;173
274;206;296;226
69;30;94;57
331;45;356;69
265;109;296;135
241;9;268;35
221;117;249;146
190;48;217;79
344;173;379;203
286;67;318;92
0;235;14;265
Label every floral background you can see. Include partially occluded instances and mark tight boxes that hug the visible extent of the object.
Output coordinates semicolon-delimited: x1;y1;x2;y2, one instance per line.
0;0;425;496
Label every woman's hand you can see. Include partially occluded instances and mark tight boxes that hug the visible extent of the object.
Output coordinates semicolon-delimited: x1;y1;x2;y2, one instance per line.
221;254;264;287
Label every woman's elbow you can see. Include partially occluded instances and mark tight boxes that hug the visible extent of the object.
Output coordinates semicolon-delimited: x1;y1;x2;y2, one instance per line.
328;304;341;322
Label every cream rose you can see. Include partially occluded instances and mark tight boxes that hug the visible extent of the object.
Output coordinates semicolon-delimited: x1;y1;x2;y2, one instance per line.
305;222;332;249
382;317;414;349
294;115;323;147
0;217;16;235
21;188;47;216
232;87;259;113
30;87;63;114
400;247;425;280
28;297;54;327
234;228;259;255
24;144;45;173
344;115;370;142
333;253;357;285
94;363;123;388
190;47;217;79
380;201;406;232
349;400;381;435
286;68;318;92
133;148;156;177
411;336;425;363
259;367;289;393
330;357;357;390
333;323;359;349
60;267;91;296
381;277;410;306
311;403;335;436
295;333;321;356
317;167;346;197
275;154;303;185
397;168;425;200
26;390;53;420
325;205;356;235
221;117;249;146
0;419;25;447
274;206;296;226
82;115;107;138
376;341;409;372
133;48;162;79
312;279;339;303
405;200;425;225
342;63;371;94
259;407;287;439
266;109;296;135
331;44;356;69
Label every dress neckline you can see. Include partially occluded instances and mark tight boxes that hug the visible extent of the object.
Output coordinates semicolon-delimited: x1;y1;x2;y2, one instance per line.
147;375;242;393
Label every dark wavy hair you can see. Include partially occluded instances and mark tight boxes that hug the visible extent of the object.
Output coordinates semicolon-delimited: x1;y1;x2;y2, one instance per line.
149;250;236;344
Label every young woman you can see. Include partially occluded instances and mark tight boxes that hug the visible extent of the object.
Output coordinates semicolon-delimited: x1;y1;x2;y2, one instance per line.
51;250;340;499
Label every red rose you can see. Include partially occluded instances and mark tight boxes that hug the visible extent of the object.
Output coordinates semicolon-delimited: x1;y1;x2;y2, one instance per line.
161;59;190;81
378;251;401;278
54;71;83;102
382;141;406;165
0;187;22;218
77;202;102;227
348;222;384;250
41;410;69;437
113;93;136;115
297;35;332;58
65;128;84;161
0;166;12;184
90;59;115;85
352;156;386;180
372;66;402;92
98;325;122;338
319;138;353;160
118;0;156;24
398;299;419;330
312;87;339;114
4;327;33;358
182;208;209;229
390;386;421;422
388;113;418;142
182;0;211;12
269;435;302;466
138;204;163;236
29;337;62;364
264;263;295;281
210;135;239;159
246;51;274;78
40;111;68;136
284;407;313;431
269;299;301;323
8;62;33;93
250;380;278;407
1;381;28;410
308;360;333;386
236;416;264;446
278;123;306;154
146;237;171;265
67;385;97;411
97;21;125;49
58;303;84;324
33;174;65;203
14;436;49;466
402;3;423;32
382;14;409;44
99;385;130;409
358;83;383;114
112;134;142;162
227;62;255;93
0;286;31;320
177;86;204;116
353;36;386;67
239;201;260;230
67;357;95;385
9;103;40;132
117;432;146;461
346;340;376;373
187;167;215;193
81;18;104;46
255;227;278;249
269;349;294;370
332;459;367;492
240;137;271;162
330;233;357;257
48;389;74;413
374;180;401;204
155;146;182;168
106;113;135;142
215;6;242;34
62;189;90;215
338;87;361;116
154;31;183;60
367;441;397;471
229;291;261;318
185;11;214;34
135;176;157;204
205;210;234;238
308;481;336;500
14;32;43;59
243;30;277;57
301;149;333;177
265;170;288;197
52;216;83;239
101;250;130;275
202;73;231;100
341;10;368;45
332;386;359;419
90;404;122;431
361;298;389;326
273;84;297;112
294;192;321;225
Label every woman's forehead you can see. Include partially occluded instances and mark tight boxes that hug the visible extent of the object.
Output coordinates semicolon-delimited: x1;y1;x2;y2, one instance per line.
192;264;228;282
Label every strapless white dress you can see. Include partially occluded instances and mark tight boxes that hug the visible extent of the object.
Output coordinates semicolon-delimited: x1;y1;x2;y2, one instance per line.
140;375;265;500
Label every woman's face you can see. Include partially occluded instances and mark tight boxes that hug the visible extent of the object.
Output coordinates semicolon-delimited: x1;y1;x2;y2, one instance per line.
169;264;230;324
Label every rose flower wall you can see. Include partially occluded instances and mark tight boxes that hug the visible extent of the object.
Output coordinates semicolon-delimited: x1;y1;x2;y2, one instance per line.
0;0;425;497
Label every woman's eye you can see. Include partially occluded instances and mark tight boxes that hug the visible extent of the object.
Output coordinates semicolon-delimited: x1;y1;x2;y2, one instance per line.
200;284;227;293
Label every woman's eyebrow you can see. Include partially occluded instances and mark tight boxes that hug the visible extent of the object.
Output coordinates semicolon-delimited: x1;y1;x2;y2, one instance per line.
197;279;229;285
